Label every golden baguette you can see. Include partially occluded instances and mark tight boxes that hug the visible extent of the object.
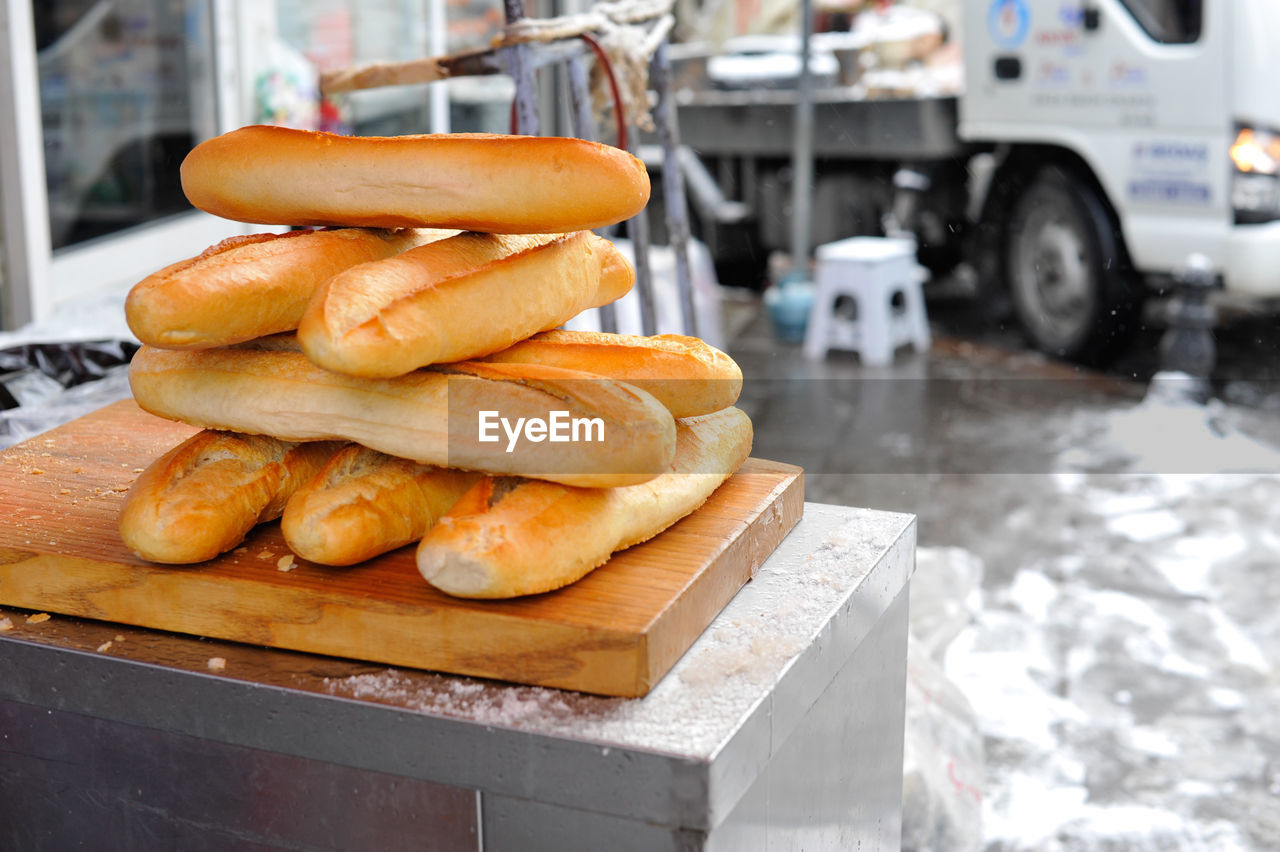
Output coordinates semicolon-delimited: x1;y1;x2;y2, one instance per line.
119;430;342;564
417;407;753;598
126;227;455;349
479;330;743;418
297;231;633;378
128;336;676;487
180;126;651;233
282;445;479;566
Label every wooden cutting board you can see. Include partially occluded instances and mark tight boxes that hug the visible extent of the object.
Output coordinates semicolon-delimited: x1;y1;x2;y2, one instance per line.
0;401;803;696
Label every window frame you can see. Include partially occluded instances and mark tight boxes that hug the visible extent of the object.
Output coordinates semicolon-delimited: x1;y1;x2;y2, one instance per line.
1114;0;1204;45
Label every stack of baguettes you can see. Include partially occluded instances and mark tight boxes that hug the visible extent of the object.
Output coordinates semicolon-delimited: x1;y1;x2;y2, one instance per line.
119;125;751;599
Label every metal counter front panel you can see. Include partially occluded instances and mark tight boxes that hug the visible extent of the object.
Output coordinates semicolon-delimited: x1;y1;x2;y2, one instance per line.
0;696;481;850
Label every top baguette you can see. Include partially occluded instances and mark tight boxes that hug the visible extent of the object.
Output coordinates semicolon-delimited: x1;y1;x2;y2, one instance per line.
180;126;651;233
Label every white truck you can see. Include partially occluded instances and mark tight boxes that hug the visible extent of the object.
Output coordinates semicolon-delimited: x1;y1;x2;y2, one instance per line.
669;0;1280;364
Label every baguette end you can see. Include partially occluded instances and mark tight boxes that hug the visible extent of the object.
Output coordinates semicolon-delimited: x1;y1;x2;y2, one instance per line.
417;545;495;598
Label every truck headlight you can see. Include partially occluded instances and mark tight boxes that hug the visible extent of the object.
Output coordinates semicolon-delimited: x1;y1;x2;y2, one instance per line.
1231;124;1280;224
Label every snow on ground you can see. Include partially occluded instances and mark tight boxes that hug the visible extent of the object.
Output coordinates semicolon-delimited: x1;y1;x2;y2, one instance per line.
913;387;1280;851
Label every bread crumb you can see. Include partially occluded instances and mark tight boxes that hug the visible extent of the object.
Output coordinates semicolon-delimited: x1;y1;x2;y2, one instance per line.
114;634;126;642
256;550;274;560
26;613;51;625
30;468;44;475
277;554;296;572
207;657;227;672
0;617;13;631
59;489;70;495
96;641;113;653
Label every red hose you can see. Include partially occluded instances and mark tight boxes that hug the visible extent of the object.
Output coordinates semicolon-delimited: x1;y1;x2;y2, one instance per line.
508;30;629;149
578;32;628;150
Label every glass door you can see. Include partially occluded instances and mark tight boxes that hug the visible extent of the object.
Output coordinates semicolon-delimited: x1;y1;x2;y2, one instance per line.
37;0;220;250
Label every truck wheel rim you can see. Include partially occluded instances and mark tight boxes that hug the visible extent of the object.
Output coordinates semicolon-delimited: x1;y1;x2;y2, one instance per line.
1013;204;1093;346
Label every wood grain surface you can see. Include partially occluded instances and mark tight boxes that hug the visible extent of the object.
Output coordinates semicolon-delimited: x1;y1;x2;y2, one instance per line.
0;401;803;696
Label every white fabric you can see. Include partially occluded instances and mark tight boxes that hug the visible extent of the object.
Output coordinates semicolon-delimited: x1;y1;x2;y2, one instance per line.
567;237;727;350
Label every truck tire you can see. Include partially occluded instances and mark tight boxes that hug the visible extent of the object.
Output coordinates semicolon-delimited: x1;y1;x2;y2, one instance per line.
1004;166;1143;365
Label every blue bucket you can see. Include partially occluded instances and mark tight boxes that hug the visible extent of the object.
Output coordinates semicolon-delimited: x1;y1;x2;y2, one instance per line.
764;280;814;343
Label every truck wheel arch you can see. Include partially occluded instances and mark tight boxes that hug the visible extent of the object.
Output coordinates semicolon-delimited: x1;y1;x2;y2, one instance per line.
975;145;1146;365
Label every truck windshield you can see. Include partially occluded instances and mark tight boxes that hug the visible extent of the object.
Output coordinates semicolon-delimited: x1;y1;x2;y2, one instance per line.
1119;0;1204;43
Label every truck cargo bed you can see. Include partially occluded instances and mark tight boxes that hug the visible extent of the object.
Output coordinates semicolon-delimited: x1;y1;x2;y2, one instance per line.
675;89;963;160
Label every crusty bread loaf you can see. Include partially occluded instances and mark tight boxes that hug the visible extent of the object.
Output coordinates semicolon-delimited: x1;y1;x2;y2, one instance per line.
126;227;454;349
417;407;753;598
119;430;342;564
180;126;650;233
128;336;676;487
298;231;633;377
282;445;479;566
479;330;743;418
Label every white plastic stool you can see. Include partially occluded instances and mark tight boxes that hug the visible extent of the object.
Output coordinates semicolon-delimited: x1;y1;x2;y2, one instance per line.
803;236;931;365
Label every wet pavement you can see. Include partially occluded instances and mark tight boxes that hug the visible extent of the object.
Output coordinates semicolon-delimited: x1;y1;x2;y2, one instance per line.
727;292;1280;850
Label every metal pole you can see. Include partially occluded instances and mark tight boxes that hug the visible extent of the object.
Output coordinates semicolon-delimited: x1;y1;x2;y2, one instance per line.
789;0;815;281
626;142;658;337
502;0;539;135
651;40;698;336
426;0;450;133
567;52;618;333
565;53;595;141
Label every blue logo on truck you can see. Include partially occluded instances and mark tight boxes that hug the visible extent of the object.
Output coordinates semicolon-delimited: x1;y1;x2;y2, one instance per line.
989;0;1031;49
1128;179;1210;204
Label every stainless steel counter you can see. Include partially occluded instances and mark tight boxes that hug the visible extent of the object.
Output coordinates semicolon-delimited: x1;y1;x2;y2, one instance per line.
0;502;915;850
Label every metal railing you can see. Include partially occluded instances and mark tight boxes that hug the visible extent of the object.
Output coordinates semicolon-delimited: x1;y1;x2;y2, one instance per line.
322;0;700;338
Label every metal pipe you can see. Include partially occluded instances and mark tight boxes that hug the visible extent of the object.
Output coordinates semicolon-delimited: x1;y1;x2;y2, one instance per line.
426;0;450;133
566;53;618;333
677;146;751;225
625;145;658;336
502;0;540;135
789;0;815;280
